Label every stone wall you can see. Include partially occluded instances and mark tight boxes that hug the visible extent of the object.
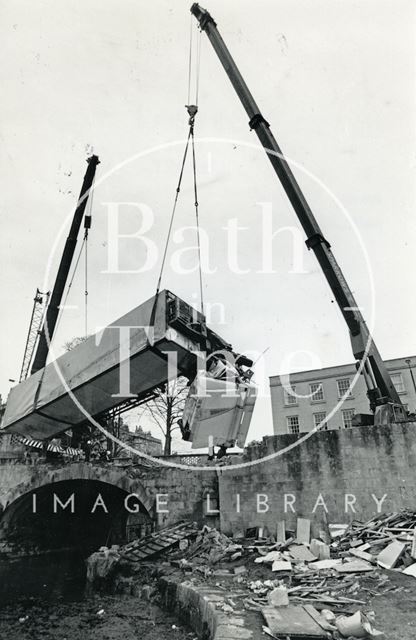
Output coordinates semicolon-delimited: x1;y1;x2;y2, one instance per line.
0;461;218;530
217;423;416;537
135;464;219;529
3;422;415;542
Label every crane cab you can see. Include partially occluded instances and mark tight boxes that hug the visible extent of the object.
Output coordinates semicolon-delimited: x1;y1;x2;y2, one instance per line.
181;368;257;450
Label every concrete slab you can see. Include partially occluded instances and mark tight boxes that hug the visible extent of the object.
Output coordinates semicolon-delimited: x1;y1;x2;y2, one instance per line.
296;518;311;544
262;605;327;638
377;541;406;569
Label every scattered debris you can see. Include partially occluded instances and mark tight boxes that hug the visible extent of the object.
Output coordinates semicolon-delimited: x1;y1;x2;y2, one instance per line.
262;605;328;638
276;520;286;544
170;524;243;566
334;510;416;577
234;565;247;575
376;540;406;569
289;544;317;562
403;563;416;577
335;610;383;638
328;524;349;539
308;558;342;570
296;518;311;545
310;539;330;560
86;546;120;583
98;510;416;638
120;522;198;563
267;586;289;607
335;560;374;573
272;560;292;572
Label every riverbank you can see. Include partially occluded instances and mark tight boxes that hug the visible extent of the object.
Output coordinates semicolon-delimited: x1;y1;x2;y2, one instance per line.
0;591;193;640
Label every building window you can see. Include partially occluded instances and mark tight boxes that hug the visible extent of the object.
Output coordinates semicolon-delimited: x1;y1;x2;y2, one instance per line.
313;412;327;430
391;372;405;394
337;378;352;398
284;385;298;406
287;415;300;434
309;382;324;402
342;408;355;428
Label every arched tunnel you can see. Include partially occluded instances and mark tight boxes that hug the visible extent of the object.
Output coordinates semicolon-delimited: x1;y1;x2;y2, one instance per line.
1;479;153;556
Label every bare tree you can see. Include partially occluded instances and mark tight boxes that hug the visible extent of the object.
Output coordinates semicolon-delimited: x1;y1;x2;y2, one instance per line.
145;377;189;455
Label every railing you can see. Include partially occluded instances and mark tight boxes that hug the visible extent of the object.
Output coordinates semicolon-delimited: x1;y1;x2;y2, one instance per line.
0;450;242;468
155;452;241;466
0;451;25;465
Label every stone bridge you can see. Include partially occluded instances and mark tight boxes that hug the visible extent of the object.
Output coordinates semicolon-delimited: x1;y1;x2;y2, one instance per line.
0;460;218;552
2;423;415;551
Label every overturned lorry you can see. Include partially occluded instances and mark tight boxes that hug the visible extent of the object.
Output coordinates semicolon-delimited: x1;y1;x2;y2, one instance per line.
1;290;257;450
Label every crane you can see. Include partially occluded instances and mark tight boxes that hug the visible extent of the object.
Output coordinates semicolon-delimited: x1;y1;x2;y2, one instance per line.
190;3;406;426
30;155;100;374
19;288;50;382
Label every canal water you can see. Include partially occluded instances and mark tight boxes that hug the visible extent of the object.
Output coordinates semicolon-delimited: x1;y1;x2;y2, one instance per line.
0;551;192;640
0;549;86;605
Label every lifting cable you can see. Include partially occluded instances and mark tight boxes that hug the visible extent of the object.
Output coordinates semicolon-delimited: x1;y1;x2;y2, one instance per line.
190;113;204;316
83;175;94;336
53;234;87;341
53;179;95;342
154;22;204;317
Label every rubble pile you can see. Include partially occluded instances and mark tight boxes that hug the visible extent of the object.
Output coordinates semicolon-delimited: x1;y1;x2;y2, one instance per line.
164;513;416;638
86;510;416;638
86;545;121;585
86;522;198;583
169;524;245;566
333;510;416;576
120;521;199;564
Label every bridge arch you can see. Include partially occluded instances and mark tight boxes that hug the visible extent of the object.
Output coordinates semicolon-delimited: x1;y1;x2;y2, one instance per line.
0;462;155;552
1;462;154;514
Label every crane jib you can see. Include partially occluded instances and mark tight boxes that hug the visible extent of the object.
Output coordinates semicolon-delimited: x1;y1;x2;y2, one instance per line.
190;3;405;417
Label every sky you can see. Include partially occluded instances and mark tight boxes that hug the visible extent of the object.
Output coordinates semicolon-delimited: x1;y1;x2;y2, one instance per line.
1;0;415;448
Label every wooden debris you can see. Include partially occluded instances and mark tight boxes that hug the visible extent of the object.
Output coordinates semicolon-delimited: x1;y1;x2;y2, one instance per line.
120;521;198;562
334;510;416;552
303;604;336;632
350;548;375;563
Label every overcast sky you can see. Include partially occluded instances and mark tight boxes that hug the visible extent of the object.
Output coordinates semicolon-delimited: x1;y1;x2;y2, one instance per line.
1;0;415;445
